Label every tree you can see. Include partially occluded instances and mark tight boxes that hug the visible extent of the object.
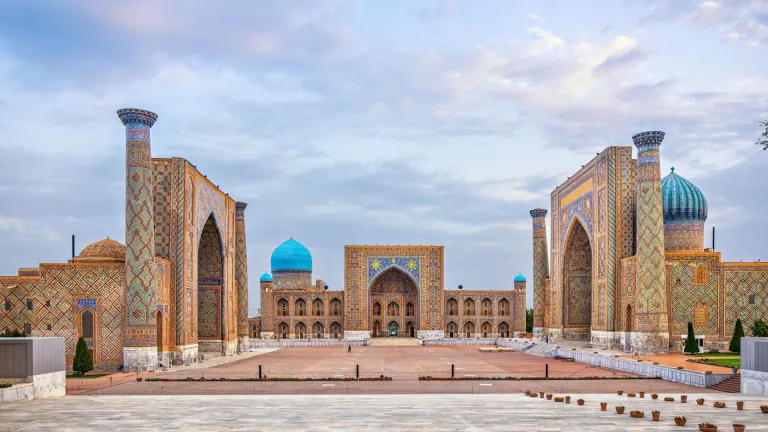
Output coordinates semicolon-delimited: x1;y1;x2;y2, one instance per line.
751;319;768;337
72;337;93;375
729;319;745;353
757;120;768;151
526;308;533;333
0;328;26;337
684;321;699;354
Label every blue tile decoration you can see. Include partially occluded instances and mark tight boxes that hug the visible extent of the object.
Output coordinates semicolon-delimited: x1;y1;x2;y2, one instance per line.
77;298;97;311
368;257;420;285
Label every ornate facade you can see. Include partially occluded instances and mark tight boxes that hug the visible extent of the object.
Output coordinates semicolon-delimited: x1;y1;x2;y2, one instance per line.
0;108;249;371
534;131;768;353
258;242;527;340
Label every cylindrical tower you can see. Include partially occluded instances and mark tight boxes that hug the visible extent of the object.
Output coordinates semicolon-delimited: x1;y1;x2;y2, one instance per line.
118;108;158;371
235;202;249;351
661;167;708;251
529;208;549;339
259;272;274;339
632;131;669;353
513;273;527;335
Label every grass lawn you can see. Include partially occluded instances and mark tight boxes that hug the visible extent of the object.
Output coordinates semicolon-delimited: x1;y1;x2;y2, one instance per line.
688;352;739;358
66;373;110;379
701;358;740;368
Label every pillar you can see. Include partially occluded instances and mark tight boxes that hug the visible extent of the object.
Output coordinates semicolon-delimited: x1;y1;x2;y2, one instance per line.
260;277;274;339
118;108;158;371
235;202;250;351
530;208;549;339
632;131;670;353
513;277;527;335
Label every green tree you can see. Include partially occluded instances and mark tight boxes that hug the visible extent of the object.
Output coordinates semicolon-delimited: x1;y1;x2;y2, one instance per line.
751;319;768;337
683;321;699;354
72;337;93;375
729;319;745;353
757;120;768;150
0;328;26;337
526;308;533;333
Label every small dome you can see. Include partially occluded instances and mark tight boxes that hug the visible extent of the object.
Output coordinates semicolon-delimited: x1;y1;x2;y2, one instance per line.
661;168;708;223
76;238;125;263
514;273;526;282
259;272;273;282
270;238;312;272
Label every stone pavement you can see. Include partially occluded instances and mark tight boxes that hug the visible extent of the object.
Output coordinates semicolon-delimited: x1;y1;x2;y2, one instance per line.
2;393;767;431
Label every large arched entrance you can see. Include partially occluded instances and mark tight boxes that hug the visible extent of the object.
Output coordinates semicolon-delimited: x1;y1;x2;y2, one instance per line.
369;267;419;337
563;219;592;340
197;214;224;352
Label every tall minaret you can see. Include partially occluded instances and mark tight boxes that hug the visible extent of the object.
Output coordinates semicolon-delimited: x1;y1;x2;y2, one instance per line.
530;208;549;339
118;108;158;371
632;131;669;353
513;274;527;335
235;201;249;351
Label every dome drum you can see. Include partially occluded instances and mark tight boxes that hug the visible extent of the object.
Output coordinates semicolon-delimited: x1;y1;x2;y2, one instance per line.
661;168;707;251
75;238;125;263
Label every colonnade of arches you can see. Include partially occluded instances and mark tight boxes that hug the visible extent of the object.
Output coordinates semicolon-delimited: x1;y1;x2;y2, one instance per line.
276;298;343;317
444;321;511;338
445;297;511;316
276;321;343;339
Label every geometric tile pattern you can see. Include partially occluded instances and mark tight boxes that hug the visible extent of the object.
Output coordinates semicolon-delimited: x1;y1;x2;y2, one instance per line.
367;257;420;285
668;260;719;337
724;267;768;336
119;108;158;346
197;286;220;339
563;221;592;330
530;209;548;329
235;202;249;337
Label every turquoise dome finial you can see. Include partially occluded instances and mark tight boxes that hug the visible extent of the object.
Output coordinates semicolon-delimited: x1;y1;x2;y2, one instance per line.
270;238;312;272
259;272;273;282
661;169;707;223
514;273;526;282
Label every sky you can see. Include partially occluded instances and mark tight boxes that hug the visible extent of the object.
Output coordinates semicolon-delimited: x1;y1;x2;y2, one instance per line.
0;0;766;315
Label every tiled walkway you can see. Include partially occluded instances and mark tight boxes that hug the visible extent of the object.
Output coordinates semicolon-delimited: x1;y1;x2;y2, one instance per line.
2;393;767;431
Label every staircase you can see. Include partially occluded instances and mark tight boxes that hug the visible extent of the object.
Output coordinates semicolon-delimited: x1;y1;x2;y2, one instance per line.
369;337;420;347
710;374;741;393
522;343;558;357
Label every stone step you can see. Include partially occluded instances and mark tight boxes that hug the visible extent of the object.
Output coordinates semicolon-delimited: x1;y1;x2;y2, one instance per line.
369;337;420;347
709;374;740;393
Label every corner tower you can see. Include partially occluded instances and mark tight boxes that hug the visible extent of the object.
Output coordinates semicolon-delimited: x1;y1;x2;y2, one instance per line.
118;108;158;371
632;131;669;353
235;202;249;351
530;208;549;339
513;273;527;335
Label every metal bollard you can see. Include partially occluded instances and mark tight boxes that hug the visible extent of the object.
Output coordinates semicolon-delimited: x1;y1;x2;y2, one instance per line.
545;363;549;378
356;364;359;379
259;365;262;380
452;364;455;378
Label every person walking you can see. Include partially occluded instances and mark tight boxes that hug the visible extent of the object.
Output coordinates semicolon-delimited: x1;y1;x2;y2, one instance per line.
347;344;352;353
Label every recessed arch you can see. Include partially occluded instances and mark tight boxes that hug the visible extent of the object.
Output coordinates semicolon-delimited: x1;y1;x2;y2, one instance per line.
369;266;419;337
197;213;224;347
498;321;510;338
464;321;475;338
464;298;475;315
446;321;458;338
312;322;324;338
446;298;458;315
295;322;307;338
330;321;342;338
277;322;289;339
562;217;592;340
481;321;492;338
498;298;510;315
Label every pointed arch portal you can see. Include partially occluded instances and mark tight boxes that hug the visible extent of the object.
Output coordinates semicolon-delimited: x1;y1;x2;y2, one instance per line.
369;266;419;337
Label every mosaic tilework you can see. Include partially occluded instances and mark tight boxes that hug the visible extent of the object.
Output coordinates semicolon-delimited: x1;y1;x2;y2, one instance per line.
368;257;420;285
564;221;592;329
530;209;548;330
668;260;719;338
198;218;223;279
559;191;593;251
724;266;768;336
369;268;419;336
171;158;187;346
152;159;172;260
155;258;171;350
664;222;705;251
566;276;591;327
443;290;520;336
235;202;249;337
195;177;227;243
119;109;157;345
197;286;220;339
632;132;668;333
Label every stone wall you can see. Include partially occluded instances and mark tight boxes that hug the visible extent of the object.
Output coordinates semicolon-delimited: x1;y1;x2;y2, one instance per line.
249;339;367;348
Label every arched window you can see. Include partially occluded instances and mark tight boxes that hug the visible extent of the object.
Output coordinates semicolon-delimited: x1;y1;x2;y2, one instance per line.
447;298;458;315
277;299;289;316
295;299;306;316
81;310;94;339
330;299;342;316
406;302;414;317
481;321;492;338
313;299;324;316
446;321;458;338
464;321;475;338
498;322;509;338
295;322;307;338
373;302;381;316
481;298;492;316
498;299;509;315
330;322;342;338
313;322;324;338
278;322;289;339
388;302;400;316
464;299;475;315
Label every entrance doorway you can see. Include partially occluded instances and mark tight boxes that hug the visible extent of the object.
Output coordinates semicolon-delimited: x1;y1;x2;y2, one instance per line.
388;321;399;336
563;219;592;340
406;321;415;337
369;266;419;337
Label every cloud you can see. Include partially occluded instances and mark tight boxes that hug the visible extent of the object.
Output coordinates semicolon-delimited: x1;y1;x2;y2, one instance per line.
0;215;60;242
418;0;455;22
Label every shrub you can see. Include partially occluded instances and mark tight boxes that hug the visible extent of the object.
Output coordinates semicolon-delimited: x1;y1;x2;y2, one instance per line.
752;319;768;337
729;319;744;353
72;337;93;375
0;328;26;337
684;322;698;354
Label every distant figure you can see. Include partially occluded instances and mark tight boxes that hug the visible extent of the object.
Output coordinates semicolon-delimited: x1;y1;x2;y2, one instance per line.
348;344;352;353
546;335;549;344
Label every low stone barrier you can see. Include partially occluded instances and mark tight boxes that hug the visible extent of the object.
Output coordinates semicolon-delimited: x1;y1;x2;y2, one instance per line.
423;338;499;346
0;337;66;402
741;337;768;395
249;339;368;349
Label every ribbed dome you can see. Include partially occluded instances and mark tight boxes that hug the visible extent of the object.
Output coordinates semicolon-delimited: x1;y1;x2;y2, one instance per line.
270;238;312;272
259;272;273;282
514;273;526;282
661;167;707;223
76;238;125;263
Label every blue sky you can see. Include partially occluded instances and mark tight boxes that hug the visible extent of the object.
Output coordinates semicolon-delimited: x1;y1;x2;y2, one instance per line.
0;0;766;314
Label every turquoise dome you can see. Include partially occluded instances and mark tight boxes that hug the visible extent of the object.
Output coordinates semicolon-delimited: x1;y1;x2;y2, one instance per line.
259;272;273;282
661;167;708;223
270;238;312;272
514;273;526;282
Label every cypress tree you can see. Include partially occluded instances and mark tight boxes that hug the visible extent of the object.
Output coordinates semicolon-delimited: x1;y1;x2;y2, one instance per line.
73;337;93;375
684;321;699;354
729;319;744;353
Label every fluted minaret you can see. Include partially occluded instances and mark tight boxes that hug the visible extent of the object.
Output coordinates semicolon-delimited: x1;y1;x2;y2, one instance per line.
118;108;158;371
513;274;527;335
530;208;549;339
259;272;274;339
235;202;249;351
632;131;669;353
